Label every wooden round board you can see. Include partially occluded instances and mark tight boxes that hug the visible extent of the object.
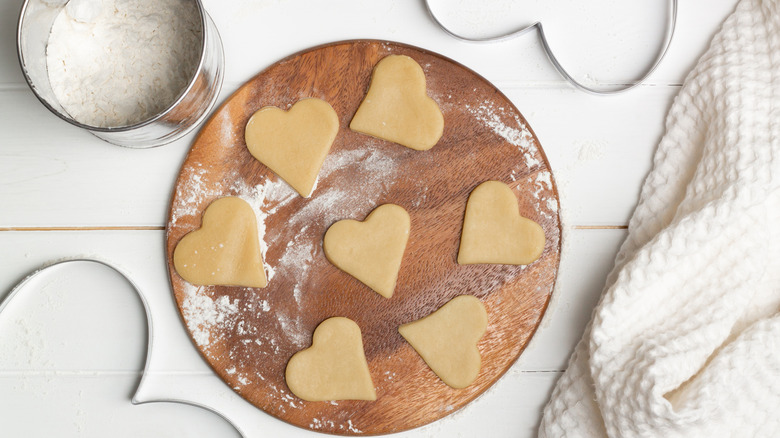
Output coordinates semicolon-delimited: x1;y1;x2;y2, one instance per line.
166;40;561;435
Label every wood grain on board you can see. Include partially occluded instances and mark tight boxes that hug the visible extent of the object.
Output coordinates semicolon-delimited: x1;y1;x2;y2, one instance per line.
166;40;561;435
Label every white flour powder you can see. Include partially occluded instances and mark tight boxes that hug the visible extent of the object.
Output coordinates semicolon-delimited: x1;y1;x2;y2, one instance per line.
46;0;202;127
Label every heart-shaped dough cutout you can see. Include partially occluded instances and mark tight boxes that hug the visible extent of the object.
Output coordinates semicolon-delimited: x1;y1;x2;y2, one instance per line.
323;204;410;298
245;98;339;197
285;317;376;401
458;181;546;265
350;55;444;151
173;196;267;287
399;295;488;389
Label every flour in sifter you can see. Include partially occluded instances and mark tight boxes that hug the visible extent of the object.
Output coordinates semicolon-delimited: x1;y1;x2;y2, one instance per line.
46;0;202;127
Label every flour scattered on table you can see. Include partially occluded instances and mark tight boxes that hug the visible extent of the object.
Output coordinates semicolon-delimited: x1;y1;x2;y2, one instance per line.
577;139;607;161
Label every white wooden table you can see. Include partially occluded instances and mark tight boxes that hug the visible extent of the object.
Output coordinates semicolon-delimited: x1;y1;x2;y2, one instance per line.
0;0;738;436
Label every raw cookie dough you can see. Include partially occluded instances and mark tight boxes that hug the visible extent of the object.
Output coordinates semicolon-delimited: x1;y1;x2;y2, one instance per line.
323;204;410;298
398;295;487;389
458;181;546;265
173;197;267;287
350;55;444;151
285;317;376;401
245;98;339;197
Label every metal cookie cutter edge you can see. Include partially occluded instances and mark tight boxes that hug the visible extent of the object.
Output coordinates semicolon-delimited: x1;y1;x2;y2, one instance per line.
0;258;246;438
424;0;678;95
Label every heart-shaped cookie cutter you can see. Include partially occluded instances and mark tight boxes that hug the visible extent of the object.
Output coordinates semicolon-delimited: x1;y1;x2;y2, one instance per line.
424;0;678;95
0;258;245;437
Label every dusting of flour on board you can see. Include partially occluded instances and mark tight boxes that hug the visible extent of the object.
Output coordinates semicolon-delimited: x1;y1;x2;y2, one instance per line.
181;283;240;348
174;142;400;413
164;39;563;435
170;164;224;226
310;418;363;434
466;99;558;220
218;109;239;148
466;100;541;166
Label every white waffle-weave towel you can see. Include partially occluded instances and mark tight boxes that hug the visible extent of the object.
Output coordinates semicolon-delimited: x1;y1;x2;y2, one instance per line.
539;0;780;436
